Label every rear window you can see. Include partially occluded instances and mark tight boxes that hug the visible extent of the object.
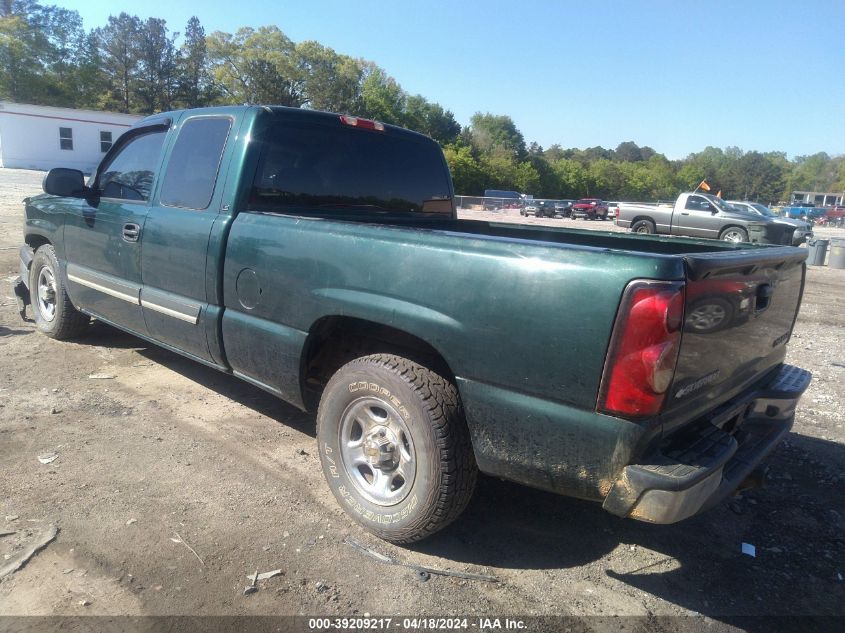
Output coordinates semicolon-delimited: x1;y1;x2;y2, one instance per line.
248;121;452;216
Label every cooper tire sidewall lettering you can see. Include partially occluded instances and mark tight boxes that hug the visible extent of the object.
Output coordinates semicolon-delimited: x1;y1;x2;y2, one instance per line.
318;367;439;533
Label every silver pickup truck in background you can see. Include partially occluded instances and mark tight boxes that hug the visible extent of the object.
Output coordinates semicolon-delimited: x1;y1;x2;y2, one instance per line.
616;192;796;244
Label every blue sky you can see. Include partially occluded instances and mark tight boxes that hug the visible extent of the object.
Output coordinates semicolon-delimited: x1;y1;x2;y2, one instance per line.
59;0;844;159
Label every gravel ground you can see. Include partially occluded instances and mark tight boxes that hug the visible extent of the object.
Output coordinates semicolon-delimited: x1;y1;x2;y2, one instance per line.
1;169;843;628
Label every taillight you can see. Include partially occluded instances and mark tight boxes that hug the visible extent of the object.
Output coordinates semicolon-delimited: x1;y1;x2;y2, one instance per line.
598;281;685;418
339;115;385;131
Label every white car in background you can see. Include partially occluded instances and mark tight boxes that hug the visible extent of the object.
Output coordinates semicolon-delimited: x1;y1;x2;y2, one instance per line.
727;201;813;245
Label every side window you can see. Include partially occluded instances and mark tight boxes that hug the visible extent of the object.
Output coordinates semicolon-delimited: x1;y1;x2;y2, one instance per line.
98;129;167;202
685;195;711;212
100;131;113;153
159;117;232;210
59;127;73;150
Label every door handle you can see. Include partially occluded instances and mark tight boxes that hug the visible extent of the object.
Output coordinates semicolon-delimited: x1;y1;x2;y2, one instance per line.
122;223;141;242
680;212;690;215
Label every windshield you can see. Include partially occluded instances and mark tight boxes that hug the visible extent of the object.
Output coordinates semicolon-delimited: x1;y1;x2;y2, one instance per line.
750;203;775;217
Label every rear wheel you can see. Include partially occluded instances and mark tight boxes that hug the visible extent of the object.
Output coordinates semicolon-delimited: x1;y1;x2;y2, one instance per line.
317;353;477;543
29;245;89;339
720;227;748;243
631;219;656;234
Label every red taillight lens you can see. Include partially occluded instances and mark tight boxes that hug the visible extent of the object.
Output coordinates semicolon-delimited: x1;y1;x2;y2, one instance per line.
598;281;685;418
339;115;385;131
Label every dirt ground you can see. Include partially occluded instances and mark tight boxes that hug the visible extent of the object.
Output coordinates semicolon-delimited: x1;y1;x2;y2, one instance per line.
1;169;843;628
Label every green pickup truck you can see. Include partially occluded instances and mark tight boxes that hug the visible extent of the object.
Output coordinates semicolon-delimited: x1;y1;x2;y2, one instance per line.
13;105;811;543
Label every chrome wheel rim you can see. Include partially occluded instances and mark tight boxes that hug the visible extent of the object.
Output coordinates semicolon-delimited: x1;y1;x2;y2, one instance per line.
688;304;727;331
37;267;57;322
723;230;745;243
635;225;651;233
338;396;416;506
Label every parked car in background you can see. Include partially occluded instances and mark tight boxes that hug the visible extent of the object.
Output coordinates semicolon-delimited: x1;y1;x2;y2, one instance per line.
571;198;609;220
781;205;826;222
822;206;845;227
616;193;796;244
555;199;574;217
534;200;558;218
520;200;540;216
520;199;557;218
728;201;813;245
606;202;620;219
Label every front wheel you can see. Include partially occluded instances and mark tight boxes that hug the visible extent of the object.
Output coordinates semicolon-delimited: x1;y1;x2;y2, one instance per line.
317;354;477;543
29;245;89;339
720;227;749;243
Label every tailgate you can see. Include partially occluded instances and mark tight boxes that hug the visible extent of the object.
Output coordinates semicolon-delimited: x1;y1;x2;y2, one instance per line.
663;247;807;429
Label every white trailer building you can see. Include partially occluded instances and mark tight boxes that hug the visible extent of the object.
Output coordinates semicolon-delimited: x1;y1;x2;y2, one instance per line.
0;102;142;173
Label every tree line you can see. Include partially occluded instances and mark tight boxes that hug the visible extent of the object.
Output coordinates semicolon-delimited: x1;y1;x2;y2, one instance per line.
2;1;843;203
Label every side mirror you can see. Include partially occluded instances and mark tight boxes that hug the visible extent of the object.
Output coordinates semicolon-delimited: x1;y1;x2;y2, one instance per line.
43;168;86;197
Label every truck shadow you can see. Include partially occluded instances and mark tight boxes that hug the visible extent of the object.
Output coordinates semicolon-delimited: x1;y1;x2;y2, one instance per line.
412;432;844;623
137;344;316;437
81;320;316;435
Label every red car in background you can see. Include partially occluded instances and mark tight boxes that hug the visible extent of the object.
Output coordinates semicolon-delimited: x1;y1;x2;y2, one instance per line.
823;206;845;226
571;198;609;220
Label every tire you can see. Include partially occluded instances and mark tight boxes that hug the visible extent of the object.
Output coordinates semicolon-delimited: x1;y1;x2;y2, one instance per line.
317;353;477;543
631;219;656;234
29;245;89;339
720;227;748;243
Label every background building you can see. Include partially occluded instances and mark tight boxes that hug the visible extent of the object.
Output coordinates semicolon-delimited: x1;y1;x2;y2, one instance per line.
0;102;141;173
790;190;844;207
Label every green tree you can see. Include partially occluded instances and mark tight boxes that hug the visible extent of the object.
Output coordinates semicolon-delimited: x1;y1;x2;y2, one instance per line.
550;158;589;198
177;16;212;108
513;160;541;195
614;141;644;162
402;94;460;143
207;26;304;106
588;159;625;197
358;62;405;124
295;40;361;114
71;29;108;108
97;12;141;112
443;143;485;195
135;17;178;113
467;112;526;160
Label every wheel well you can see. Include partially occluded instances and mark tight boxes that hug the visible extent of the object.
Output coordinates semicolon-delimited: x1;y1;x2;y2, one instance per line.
300;316;455;411
25;235;50;250
631;216;655;226
720;225;747;236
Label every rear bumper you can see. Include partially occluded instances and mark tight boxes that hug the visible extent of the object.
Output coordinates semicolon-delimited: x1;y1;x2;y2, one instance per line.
602;364;811;524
